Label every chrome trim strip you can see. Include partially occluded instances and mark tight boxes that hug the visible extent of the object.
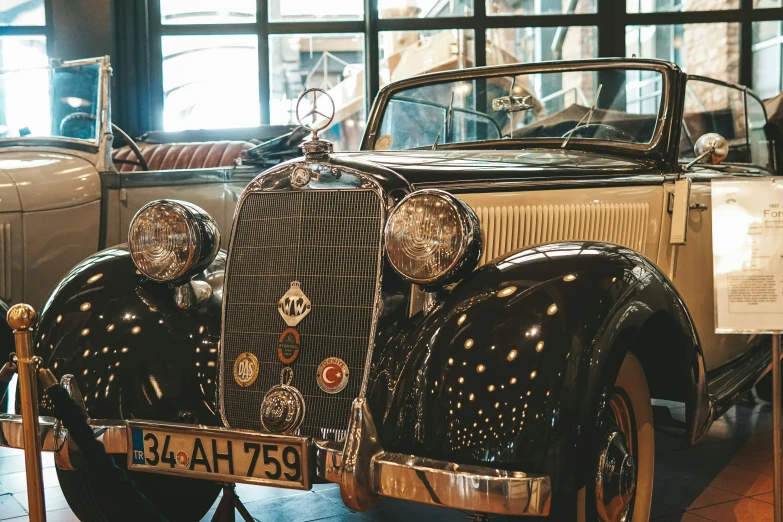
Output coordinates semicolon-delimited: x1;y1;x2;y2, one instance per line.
0;412;550;516
218;161;394;431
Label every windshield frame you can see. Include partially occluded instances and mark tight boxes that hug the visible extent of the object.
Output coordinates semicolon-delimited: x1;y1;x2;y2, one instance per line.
363;59;678;162
0;56;110;153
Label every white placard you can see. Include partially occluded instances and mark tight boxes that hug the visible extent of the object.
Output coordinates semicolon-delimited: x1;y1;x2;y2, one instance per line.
713;178;783;333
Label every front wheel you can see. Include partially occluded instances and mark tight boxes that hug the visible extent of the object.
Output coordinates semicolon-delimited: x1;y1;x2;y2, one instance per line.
57;456;221;522
584;352;654;522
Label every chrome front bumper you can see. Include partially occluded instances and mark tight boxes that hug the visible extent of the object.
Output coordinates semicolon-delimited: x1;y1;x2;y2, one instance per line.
0;400;551;517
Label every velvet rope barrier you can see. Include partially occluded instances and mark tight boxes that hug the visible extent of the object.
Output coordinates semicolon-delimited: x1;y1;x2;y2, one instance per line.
43;378;168;522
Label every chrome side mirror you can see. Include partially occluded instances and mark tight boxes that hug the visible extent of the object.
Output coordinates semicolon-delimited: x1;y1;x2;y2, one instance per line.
686;133;729;169
492;95;533;113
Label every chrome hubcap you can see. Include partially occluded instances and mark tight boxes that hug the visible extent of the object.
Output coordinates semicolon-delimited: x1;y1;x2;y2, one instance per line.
596;391;637;522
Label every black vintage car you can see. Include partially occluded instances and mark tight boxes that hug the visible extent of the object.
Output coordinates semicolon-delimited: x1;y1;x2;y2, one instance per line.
2;59;780;522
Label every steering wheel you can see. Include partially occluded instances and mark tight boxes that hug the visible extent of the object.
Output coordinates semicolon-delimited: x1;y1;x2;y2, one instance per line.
60;112;149;171
560;123;638;143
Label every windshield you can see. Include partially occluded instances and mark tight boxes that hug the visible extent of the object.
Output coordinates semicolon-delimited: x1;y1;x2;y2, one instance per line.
0;61;103;143
373;67;664;151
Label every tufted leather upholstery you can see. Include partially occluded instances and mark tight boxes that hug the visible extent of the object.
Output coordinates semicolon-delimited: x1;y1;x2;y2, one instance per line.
112;140;253;172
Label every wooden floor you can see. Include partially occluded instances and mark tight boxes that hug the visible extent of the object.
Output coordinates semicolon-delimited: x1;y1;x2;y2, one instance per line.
0;396;779;521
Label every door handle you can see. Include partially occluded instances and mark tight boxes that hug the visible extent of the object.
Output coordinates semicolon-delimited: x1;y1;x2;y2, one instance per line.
689;203;708;211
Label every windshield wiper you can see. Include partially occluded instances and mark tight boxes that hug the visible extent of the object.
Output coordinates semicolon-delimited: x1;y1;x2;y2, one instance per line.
432;93;455;151
561;83;603;149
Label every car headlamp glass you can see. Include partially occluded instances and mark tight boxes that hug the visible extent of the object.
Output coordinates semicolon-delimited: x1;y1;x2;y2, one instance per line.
128;200;219;282
385;190;481;286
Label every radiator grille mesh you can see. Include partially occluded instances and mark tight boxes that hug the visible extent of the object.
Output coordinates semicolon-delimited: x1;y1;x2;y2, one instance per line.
222;190;383;439
474;202;650;265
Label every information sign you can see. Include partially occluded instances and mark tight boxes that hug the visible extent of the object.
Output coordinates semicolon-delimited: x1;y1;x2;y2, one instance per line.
713;178;783;333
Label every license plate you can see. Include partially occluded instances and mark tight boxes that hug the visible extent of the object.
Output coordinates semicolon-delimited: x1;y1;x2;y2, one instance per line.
127;422;310;489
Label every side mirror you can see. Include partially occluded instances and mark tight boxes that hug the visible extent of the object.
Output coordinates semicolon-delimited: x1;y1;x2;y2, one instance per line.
687;133;729;169
492;95;533;113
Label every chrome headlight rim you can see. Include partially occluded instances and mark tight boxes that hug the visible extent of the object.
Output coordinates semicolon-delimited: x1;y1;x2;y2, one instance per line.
128;199;220;283
384;189;481;287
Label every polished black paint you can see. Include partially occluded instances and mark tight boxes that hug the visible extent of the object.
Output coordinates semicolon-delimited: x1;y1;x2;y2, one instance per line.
366;242;703;519
337;149;662;188
33;247;224;425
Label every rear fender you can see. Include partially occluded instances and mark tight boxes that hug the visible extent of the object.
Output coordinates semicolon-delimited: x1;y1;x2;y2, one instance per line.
33;246;224;425
370;242;704;511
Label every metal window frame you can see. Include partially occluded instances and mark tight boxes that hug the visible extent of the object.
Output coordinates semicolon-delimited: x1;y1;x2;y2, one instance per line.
143;0;783;131
0;0;54;57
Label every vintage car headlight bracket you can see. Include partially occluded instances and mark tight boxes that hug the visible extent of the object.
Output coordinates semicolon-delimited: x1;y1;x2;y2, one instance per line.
128;199;220;284
384;189;481;289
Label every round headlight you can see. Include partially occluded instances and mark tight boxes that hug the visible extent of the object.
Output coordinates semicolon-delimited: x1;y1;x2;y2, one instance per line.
128;200;220;282
385;189;481;286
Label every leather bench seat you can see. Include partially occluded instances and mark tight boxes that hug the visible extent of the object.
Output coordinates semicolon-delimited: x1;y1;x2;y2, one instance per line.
112;140;253;172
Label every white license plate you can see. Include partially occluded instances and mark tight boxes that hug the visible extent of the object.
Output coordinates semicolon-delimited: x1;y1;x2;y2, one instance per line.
127;422;310;489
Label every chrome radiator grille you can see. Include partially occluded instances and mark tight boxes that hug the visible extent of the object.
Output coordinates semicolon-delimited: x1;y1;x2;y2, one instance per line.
221;190;383;439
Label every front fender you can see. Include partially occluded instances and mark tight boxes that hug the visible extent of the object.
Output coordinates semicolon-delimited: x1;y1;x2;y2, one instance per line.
371;242;702;512
33;246;224;425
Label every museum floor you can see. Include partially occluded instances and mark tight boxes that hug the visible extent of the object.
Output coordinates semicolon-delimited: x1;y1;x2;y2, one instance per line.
0;397;778;522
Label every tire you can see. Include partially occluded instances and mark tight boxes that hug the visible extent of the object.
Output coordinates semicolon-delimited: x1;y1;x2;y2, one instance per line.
581;352;655;522
57;455;221;522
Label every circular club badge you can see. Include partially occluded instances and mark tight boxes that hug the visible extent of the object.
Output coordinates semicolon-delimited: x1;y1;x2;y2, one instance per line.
277;328;301;364
233;352;259;387
316;357;349;394
175;450;189;467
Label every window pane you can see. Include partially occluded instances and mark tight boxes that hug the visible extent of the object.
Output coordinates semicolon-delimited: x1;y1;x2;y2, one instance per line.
489;0;596;17
162;35;260;131
379;29;475;86
379;0;472;18
747;95;770;167
268;0;363;22
487;26;597;65
755;0;781;7
626;23;740;83
627;0;738;12
0;0;45;26
0;36;49;138
160;0;256;24
269;34;365;151
753;21;783;99
681;79;746;162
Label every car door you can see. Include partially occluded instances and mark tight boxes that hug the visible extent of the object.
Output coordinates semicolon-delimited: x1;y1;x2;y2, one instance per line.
666;79;773;372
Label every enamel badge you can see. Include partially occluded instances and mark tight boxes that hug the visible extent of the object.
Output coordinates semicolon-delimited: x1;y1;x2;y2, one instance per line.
277;328;301;364
233;352;259;387
316;357;349;394
278;281;311;327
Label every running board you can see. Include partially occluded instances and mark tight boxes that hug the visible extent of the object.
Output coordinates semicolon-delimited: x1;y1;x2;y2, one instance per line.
707;336;772;419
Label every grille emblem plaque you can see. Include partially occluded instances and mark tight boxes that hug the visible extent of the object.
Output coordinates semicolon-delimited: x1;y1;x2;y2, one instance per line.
277;327;301;364
233;352;259;387
278;281;311;327
316;357;349;394
261;368;306;434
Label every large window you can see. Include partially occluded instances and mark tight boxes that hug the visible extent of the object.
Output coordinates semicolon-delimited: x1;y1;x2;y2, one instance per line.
144;0;783;151
0;1;49;141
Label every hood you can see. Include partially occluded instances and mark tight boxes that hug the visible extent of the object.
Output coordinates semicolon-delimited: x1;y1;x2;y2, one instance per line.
0;150;100;212
334;148;657;186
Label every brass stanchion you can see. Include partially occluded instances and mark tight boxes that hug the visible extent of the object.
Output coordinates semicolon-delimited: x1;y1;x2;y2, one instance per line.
7;304;47;522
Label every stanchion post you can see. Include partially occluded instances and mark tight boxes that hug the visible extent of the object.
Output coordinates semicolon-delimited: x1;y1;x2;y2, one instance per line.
773;333;782;522
7;304;47;522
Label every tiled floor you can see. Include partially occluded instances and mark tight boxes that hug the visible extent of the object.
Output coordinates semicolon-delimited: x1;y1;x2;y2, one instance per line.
0;396;779;521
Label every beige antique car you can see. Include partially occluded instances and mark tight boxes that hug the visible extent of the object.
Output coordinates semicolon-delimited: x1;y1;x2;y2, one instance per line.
1;59;779;522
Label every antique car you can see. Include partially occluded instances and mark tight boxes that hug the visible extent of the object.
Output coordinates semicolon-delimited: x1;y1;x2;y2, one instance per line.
1;58;779;522
0;56;304;405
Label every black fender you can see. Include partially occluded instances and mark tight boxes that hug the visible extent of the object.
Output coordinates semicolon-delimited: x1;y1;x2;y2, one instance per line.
33;246;223;425
368;241;705;518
